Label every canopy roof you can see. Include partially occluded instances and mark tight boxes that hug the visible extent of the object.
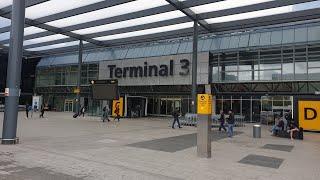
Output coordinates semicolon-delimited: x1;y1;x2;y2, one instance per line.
0;0;320;57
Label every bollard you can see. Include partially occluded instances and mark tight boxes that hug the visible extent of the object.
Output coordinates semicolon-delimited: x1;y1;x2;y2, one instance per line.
253;124;261;138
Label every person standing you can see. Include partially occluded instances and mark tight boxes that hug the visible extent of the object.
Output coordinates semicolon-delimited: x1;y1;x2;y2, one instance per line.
102;106;110;122
227;110;235;137
172;108;182;129
218;110;227;132
40;104;45;118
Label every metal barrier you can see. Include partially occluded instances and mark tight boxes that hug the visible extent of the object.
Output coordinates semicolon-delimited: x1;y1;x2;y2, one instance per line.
181;114;245;127
180;113;198;126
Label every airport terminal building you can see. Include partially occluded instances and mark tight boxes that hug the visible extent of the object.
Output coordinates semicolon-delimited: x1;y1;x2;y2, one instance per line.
35;22;320;121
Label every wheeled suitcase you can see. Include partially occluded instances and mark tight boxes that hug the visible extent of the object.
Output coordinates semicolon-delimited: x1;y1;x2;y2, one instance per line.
73;113;78;118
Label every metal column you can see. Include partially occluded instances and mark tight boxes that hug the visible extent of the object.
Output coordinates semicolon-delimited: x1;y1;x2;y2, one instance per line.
76;40;83;114
2;0;26;144
191;20;198;113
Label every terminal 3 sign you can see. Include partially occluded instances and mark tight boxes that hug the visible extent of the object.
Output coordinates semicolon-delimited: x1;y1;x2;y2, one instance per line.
107;59;190;78
294;96;320;131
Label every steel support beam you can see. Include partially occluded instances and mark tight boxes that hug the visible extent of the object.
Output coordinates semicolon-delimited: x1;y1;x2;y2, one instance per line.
165;0;212;32
2;0;25;145
76;40;83;115
192;20;198;113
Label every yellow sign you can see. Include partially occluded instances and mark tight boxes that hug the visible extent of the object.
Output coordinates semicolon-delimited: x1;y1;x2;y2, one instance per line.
73;88;80;94
298;100;320;131
197;94;212;115
112;97;124;117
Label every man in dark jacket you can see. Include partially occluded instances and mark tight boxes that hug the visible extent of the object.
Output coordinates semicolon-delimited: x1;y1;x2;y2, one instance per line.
218;110;227;132
227;110;235;137
172;108;182;129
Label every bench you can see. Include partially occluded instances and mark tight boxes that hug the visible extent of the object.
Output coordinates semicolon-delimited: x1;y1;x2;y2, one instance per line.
275;128;303;140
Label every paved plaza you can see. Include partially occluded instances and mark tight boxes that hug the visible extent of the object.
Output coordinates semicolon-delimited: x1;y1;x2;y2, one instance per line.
0;112;320;180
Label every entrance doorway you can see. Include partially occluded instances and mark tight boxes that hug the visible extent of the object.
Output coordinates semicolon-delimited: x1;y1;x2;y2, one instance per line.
127;96;147;117
64;99;73;112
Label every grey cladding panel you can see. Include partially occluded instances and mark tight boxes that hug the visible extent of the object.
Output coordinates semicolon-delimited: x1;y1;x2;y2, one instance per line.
198;39;205;52
210;37;221;50
308;25;320;42
259;32;271;46
229;35;240;49
239;34;249;48
178;41;188;54
185;41;193;53
271;30;282;45
170;43;180;55
282;29;294;44
249;33;260;47
294;27;307;43
220;36;230;50
201;39;213;51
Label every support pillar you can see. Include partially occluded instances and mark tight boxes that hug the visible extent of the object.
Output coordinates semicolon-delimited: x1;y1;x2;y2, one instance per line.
2;0;26;144
197;85;212;158
76;40;83;114
191;20;198;113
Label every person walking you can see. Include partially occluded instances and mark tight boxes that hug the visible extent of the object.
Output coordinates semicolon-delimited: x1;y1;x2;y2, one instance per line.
25;103;29;118
40;104;45;118
172;108;182;129
218;110;227;132
79;106;85;117
114;104;121;122
227;110;235;137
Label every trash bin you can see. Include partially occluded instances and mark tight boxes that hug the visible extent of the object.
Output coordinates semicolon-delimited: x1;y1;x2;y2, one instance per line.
253;124;261;138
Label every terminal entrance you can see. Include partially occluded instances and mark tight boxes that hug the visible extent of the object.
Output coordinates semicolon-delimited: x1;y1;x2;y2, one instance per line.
127;96;147;117
64;99;74;112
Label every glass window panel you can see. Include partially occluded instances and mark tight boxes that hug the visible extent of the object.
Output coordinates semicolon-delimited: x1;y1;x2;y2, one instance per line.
295;62;307;80
239;71;253;81
72;10;185;35
205;1;320;24
47;0;169;28
282;62;294;80
190;0;273;14
223;72;238;81
308;61;320;68
260;70;281;80
26;0;104;19
229;35;240;49
201;39;213;51
94;22;193;41
220;36;230;49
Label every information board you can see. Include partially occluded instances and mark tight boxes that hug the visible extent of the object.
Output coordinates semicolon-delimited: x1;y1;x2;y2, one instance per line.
197;94;212;115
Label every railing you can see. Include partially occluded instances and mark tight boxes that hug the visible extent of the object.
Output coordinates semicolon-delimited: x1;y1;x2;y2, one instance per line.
180;113;246;127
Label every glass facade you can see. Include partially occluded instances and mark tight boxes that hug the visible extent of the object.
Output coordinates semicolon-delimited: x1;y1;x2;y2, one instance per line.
36;63;98;87
211;44;320;82
215;95;292;123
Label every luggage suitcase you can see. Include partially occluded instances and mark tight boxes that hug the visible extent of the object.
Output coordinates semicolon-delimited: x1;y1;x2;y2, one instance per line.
73;113;78;118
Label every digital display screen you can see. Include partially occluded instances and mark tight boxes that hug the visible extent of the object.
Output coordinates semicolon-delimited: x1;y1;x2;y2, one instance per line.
92;83;118;100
